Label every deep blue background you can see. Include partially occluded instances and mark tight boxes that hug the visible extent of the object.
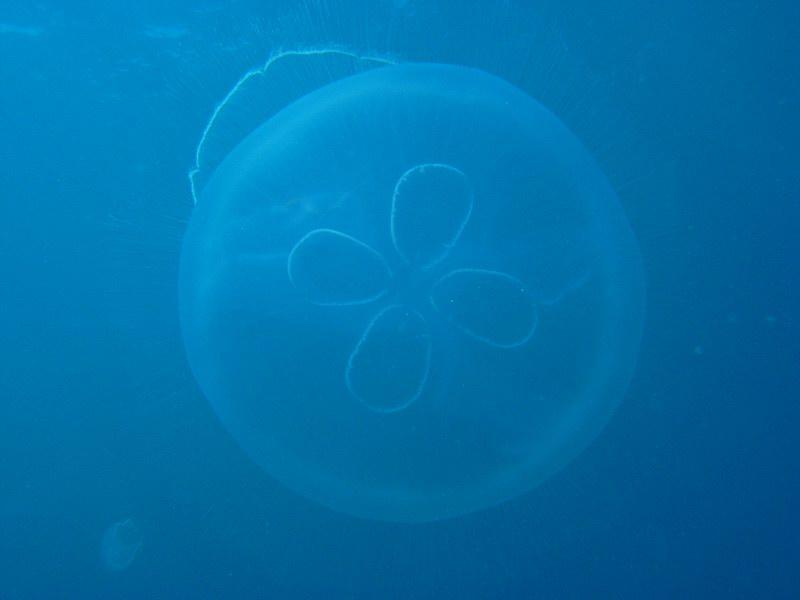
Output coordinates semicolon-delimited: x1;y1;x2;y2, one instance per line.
1;0;798;597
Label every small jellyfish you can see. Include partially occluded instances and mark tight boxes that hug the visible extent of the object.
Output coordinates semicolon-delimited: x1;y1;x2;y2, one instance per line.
100;518;143;572
180;62;644;522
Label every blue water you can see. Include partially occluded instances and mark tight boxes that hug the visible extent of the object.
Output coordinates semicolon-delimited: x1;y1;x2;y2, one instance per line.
1;0;797;597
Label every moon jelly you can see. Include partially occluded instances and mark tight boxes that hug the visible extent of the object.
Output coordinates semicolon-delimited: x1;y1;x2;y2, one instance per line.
100;518;143;572
179;62;644;522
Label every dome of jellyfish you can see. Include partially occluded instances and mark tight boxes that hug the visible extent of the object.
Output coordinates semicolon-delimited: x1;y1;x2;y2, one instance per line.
100;518;143;572
180;38;644;521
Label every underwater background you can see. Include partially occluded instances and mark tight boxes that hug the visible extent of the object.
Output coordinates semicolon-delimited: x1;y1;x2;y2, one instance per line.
1;0;798;597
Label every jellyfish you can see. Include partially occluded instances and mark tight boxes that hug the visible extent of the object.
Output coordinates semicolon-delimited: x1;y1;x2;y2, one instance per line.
179;61;644;522
100;518;143;571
